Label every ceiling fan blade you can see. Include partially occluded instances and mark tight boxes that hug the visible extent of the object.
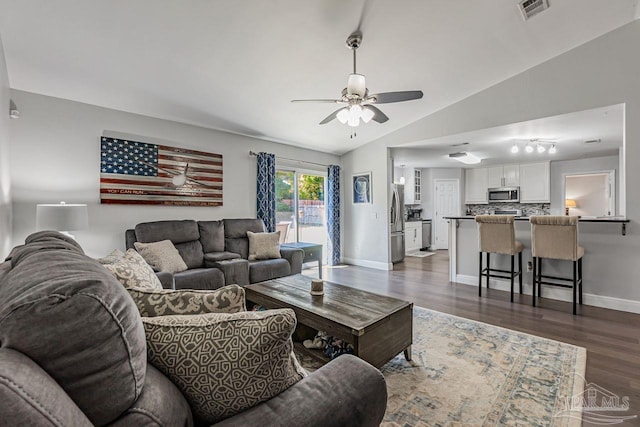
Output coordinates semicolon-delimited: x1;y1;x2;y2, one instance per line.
291;99;343;103
366;105;389;123
368;90;423;104
319;108;346;125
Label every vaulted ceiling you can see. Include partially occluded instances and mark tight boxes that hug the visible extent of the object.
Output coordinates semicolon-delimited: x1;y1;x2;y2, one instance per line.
1;0;638;155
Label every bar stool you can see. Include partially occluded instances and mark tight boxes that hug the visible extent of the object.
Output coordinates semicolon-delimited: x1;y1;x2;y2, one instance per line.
476;215;524;302
530;216;584;315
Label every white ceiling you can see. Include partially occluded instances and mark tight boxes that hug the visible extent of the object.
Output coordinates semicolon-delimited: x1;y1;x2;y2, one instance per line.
1;1;638;155
391;104;624;169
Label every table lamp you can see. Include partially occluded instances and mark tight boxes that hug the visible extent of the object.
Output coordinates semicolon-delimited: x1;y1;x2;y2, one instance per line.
565;199;577;216
36;202;89;239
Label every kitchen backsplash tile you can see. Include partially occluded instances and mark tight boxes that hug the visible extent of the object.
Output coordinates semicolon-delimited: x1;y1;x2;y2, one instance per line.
466;203;550;216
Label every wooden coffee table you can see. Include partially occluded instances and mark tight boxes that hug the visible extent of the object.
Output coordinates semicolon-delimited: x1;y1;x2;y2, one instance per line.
245;274;413;368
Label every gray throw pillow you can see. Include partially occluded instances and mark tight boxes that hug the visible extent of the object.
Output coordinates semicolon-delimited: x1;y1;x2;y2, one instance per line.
127;285;246;317
143;309;306;424
104;249;163;290
96;249;125;264
246;231;281;261
134;240;188;273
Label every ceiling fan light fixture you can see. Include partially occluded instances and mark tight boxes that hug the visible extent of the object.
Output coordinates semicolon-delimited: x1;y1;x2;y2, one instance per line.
361;106;374;123
347;73;366;97
336;108;349;124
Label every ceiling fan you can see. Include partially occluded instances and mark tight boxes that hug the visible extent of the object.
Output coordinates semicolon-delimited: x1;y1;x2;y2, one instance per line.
291;31;423;127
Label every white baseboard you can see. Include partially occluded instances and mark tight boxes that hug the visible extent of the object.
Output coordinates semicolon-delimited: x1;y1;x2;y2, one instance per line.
343;257;392;271
456;274;640;314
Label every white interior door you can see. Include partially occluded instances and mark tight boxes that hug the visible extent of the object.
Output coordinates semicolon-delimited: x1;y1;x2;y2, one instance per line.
434;179;460;250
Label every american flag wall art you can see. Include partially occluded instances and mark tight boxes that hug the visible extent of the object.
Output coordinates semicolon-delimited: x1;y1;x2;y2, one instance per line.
100;137;223;206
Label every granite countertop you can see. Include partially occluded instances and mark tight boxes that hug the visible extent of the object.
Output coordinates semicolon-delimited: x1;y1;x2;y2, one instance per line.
444;215;629;223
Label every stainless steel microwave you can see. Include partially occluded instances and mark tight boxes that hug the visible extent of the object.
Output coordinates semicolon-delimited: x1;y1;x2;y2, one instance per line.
488;187;520;203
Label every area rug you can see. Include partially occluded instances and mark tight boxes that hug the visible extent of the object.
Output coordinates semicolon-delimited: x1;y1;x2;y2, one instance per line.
405;250;436;258
297;307;586;426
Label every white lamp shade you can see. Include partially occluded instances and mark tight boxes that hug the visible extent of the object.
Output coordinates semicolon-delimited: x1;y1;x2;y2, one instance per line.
361;107;375;123
36;203;88;232
336;108;349;124
347;73;366;97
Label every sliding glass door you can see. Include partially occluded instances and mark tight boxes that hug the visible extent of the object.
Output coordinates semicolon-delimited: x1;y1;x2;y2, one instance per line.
275;169;327;262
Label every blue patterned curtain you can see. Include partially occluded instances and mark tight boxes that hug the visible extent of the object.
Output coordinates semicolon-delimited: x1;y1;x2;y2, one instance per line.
327;165;341;265
256;152;276;232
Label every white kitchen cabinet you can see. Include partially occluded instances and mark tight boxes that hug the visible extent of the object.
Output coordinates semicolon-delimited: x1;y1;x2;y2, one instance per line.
405;221;423;253
464;168;488;204
403;168;422;204
487;165;519;188
519;162;550;203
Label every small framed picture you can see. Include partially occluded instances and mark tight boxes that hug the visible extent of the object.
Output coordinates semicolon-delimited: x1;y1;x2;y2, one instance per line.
352;172;372;204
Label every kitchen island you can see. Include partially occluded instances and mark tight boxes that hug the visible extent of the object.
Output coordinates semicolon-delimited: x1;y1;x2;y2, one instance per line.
445;216;631;311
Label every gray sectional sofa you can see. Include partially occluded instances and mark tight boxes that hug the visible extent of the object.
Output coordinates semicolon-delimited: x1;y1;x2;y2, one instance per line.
0;231;388;426
126;218;304;290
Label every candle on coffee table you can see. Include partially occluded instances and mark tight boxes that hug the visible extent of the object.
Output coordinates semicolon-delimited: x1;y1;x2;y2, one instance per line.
310;279;324;295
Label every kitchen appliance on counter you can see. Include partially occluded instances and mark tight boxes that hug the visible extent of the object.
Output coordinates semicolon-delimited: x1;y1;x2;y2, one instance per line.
420;219;432;251
390;184;405;263
407;208;423;220
488;187;520;203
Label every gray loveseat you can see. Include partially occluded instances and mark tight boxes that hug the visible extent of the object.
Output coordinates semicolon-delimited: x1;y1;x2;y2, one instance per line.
0;231;388;426
125;218;304;290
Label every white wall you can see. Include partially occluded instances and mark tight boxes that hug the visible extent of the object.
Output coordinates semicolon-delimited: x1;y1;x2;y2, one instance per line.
9;90;339;257
550;155;619;214
0;34;11;259
344;20;640;303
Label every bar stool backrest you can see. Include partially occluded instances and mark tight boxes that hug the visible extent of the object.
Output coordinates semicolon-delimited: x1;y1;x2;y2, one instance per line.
475;215;517;255
530;215;579;261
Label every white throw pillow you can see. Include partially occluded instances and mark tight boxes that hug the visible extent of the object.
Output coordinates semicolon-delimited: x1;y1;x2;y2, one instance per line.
143;309;306;424
134;240;188;273
246;231;281;261
103;249;163;290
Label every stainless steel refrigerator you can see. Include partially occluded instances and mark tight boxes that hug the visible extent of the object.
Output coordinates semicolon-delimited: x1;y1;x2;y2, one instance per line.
390;184;405;263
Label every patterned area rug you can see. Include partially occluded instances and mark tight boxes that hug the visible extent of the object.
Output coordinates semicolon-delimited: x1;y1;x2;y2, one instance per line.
297;307;586;426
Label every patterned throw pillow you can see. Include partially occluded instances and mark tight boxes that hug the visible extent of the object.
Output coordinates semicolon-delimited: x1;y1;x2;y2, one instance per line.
96;249;125;264
143;309;306;424
134;240;188;273
246;231;281;261
127;285;246;317
104;249;163;290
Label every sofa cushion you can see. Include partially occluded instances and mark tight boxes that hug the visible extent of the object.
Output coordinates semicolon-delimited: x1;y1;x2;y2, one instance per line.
174;240;205;269
126;284;246;317
247;231;282;261
97;248;125;264
203;251;242;262
174;267;225;290
134;220;200;244
107;364;193;427
142;309;306;424
104;249;163;290
224;218;266;259
249;258;291;283
198;220;225;253
134;240;188;273
0;232;147;426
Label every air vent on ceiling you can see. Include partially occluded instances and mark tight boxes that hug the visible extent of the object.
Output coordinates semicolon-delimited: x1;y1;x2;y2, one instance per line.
518;0;550;21
584;139;602;144
450;142;470;147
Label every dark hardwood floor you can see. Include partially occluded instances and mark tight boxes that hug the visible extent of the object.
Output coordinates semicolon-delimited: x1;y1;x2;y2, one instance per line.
304;251;640;419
